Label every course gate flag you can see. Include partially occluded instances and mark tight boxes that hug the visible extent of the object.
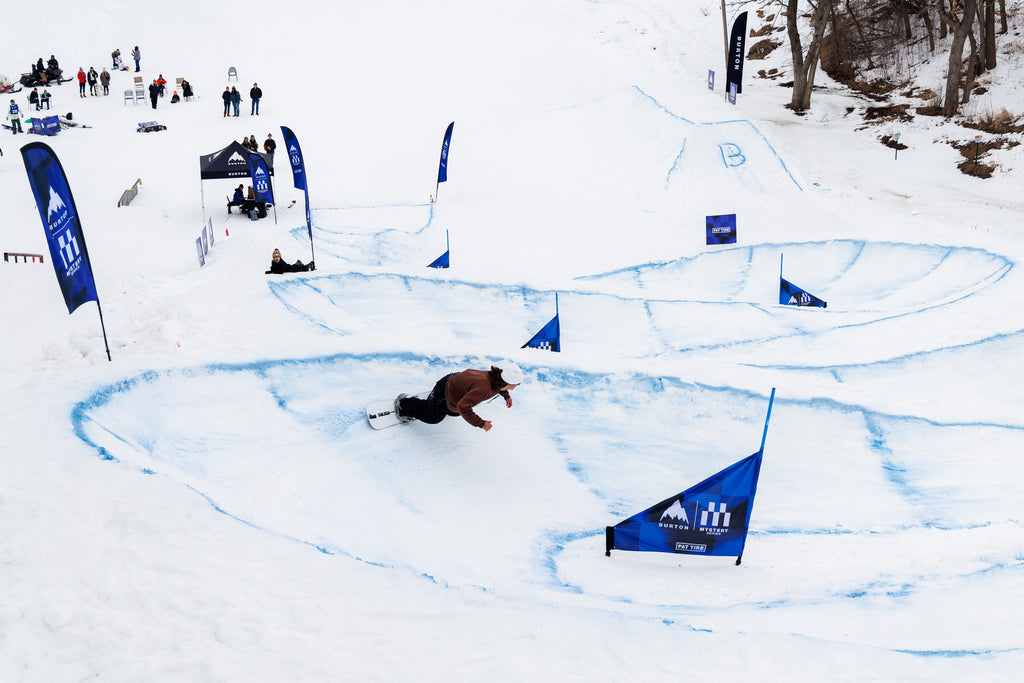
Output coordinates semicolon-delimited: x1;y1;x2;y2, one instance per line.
21;141;112;361
522;293;561;352
606;389;775;565
428;230;450;269
706;214;737;245
779;254;827;308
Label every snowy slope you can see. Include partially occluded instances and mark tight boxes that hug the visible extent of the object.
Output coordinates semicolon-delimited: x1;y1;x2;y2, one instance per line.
2;1;1024;680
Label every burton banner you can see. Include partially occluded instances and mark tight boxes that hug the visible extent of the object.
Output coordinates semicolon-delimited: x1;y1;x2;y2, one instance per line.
21;142;100;314
606;389;775;564
726;12;748;95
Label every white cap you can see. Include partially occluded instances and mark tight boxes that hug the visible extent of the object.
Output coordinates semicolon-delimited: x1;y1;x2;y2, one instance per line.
499;361;524;386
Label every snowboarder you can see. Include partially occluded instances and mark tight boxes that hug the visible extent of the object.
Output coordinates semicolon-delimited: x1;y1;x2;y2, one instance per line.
266;248;314;274
395;362;523;431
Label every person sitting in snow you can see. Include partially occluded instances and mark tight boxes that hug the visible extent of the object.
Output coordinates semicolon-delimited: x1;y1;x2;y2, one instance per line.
40;89;51;110
266;248;314;274
28;88;40;110
394;362;523;432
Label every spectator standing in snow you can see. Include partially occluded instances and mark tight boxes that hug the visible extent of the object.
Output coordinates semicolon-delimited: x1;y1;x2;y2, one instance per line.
28;88;40;110
6;100;23;134
263;133;276;160
229;86;241;117
132;46;141;72
100;68;110;95
87;68;99;96
148;79;159;109
249;83;262;115
40;90;51;110
182;80;193;101
77;68;86;98
222;87;231;117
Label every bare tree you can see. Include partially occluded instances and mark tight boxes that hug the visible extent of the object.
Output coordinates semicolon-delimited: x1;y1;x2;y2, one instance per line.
984;0;997;68
787;0;833;110
940;0;979;116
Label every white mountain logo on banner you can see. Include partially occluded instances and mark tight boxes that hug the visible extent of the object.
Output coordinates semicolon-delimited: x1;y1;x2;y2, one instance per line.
659;500;688;524
47;186;67;222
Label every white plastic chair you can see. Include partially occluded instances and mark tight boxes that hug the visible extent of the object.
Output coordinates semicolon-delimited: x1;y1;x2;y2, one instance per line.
124;88;135;105
227;66;238;82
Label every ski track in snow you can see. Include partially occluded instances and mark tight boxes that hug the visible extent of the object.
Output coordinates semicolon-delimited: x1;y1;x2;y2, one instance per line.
66;93;1024;659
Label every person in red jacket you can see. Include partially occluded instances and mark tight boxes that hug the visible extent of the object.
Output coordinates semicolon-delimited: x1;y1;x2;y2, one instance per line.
77;68;86;98
395;362;523;431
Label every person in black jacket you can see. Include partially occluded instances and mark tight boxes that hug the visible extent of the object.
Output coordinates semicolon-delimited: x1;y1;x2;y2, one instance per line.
222;86;231;117
28;88;40;110
148;79;159;109
249;82;262;115
266;249;314;274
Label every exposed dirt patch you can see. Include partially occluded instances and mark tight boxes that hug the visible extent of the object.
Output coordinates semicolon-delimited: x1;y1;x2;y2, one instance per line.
949;137;1021;178
864;103;914;122
747;38;782;60
880;134;908;151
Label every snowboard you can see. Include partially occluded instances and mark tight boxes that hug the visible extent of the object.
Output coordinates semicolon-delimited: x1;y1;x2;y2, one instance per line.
366;398;403;430
366;392;428;429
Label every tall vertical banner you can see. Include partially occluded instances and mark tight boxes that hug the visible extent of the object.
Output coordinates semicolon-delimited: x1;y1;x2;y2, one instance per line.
606;389;775;565
522;293;561;352
435;121;454;201
280;126;314;262
726;11;748;95
247;152;276;224
21;142;111;360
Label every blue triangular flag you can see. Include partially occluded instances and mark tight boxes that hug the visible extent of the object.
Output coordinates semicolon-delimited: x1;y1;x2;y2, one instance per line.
522;294;560;352
606;389;775;563
780;277;827;308
428;250;450;269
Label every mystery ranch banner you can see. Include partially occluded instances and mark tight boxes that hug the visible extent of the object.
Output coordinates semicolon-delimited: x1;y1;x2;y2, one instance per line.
280;126;311;238
727;11;748;95
21;142;100;314
607;450;763;558
247;153;274;204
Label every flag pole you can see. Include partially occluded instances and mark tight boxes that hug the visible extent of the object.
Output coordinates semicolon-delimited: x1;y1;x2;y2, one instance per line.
737;387;775;566
96;300;112;361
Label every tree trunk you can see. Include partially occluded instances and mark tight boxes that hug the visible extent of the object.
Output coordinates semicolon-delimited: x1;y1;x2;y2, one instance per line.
788;0;831;111
961;27;980;104
941;0;978;116
897;0;914;39
999;0;1007;33
921;2;936;52
984;0;997;68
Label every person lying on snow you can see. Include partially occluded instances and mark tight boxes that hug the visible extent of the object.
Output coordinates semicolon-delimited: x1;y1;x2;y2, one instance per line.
266;248;314;274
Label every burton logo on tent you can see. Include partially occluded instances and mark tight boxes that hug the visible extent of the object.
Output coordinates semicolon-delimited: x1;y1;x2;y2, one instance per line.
227;151;247;165
606;389;775;565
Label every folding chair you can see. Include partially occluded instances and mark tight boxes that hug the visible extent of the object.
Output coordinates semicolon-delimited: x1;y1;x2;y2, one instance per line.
124;88;135;105
227;66;238;82
133;75;144;88
135;85;145;103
